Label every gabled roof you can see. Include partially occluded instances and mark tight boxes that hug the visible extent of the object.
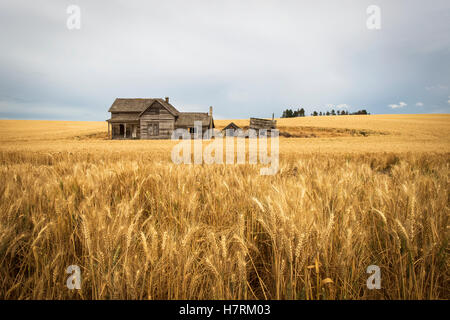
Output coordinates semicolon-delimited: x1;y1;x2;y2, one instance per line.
222;122;241;131
138;99;180;117
157;99;180;116
175;112;214;127
108;98;180;116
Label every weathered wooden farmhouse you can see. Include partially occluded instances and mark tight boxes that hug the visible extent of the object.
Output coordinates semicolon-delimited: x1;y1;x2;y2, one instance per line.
107;97;214;139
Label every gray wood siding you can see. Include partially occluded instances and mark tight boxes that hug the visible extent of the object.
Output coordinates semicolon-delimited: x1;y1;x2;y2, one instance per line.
249;118;277;130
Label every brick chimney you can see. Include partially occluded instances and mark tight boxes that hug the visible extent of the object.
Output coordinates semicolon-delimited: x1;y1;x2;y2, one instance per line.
209;106;213;117
165;97;169;103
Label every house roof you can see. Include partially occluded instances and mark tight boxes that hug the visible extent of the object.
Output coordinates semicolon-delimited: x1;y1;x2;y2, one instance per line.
108;98;180;116
175;112;214;127
107;116;140;122
108;98;214;127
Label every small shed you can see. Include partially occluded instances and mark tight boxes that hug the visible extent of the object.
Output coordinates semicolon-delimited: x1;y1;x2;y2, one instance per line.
249;117;277;130
221;122;242;136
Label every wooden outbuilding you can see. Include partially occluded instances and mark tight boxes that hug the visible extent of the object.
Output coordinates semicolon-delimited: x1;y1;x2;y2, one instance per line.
221;122;242;136
106;97;214;139
249;117;277;130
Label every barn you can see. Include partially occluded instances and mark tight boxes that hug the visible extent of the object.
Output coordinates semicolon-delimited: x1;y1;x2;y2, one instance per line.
107;97;214;139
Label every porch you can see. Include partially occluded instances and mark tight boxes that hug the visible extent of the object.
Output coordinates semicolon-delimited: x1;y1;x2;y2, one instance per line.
107;120;140;139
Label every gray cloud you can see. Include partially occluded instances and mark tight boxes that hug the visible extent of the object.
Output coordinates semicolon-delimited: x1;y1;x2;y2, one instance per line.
0;0;449;120
389;102;407;109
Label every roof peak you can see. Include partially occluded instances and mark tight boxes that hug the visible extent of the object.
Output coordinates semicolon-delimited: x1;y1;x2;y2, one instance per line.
109;98;180;115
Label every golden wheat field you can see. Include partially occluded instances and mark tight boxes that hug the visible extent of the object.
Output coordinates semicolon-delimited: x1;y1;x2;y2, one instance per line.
0;114;449;299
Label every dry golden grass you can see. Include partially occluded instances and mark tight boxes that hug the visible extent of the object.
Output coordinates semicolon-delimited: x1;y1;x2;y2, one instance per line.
0;115;448;299
1;114;449;153
0;120;105;142
215;113;450;139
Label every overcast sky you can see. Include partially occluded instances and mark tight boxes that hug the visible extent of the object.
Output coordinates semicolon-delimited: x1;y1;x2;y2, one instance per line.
0;0;449;120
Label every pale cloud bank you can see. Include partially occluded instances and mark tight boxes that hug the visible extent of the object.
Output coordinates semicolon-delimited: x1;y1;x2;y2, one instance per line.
389;102;407;109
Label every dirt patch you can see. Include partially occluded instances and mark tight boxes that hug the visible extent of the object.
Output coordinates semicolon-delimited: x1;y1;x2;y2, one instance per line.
277;126;388;138
73;132;109;140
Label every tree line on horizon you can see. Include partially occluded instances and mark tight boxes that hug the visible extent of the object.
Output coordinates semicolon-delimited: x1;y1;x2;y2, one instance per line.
281;108;369;118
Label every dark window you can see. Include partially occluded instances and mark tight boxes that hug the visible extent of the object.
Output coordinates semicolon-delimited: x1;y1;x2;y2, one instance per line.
147;123;159;136
119;124;124;136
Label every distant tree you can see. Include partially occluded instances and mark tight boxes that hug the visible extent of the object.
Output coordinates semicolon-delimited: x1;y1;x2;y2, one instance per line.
282;107;307;118
331;109;336;116
319;111;322;116
281;108;294;118
326;111;330;116
350;109;369;115
312;111;318;116
299;108;305;117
